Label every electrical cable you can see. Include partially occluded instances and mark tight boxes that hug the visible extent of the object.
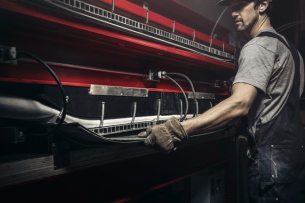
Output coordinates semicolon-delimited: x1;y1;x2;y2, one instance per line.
276;21;304;31
276;21;305;33
162;74;188;122
165;73;198;117
18;51;67;136
58;131;103;147
210;6;229;45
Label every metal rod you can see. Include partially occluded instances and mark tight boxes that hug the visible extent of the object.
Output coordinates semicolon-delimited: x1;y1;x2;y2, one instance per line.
146;10;149;24
210;102;213;108
131;102;137;125
195;100;198;117
223;42;225;52
180;99;183;119
112;0;115;13
157;99;161;121
100;102;105;128
193;29;196;41
172;20;175;33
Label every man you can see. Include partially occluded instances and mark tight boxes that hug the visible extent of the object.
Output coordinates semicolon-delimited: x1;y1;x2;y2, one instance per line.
139;0;305;202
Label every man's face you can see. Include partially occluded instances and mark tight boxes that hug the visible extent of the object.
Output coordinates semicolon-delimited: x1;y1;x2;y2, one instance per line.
230;0;259;33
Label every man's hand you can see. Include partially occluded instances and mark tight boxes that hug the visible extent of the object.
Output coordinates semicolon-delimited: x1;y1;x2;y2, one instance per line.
138;117;188;154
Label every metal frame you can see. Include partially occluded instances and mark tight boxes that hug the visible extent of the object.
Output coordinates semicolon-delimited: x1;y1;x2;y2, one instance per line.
52;0;234;60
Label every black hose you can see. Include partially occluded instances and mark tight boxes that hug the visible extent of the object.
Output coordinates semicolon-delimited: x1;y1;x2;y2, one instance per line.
165;73;197;117
162;74;188;122
18;51;67;136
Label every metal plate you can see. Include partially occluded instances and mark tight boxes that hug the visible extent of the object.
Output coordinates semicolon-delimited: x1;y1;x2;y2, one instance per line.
89;85;149;97
188;92;215;100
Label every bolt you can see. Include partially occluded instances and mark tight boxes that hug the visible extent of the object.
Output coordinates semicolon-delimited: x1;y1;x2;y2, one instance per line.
54;166;57;168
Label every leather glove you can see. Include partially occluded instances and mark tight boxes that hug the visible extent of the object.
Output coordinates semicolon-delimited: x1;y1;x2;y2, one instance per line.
138;116;188;154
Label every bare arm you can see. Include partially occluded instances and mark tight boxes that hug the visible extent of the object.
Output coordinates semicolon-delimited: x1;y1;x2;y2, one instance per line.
181;83;258;135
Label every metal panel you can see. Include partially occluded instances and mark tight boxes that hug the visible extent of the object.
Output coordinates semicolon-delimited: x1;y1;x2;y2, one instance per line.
89;85;148;97
188;93;215;100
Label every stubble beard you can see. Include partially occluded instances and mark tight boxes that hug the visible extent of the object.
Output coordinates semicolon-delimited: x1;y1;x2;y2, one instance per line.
236;13;259;33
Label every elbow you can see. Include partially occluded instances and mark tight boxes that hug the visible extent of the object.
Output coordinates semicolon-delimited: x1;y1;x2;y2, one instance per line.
233;99;250;118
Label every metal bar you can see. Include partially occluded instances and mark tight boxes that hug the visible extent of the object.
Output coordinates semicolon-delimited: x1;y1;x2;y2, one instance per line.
188;93;215;100
89;85;149;97
157;99;161;121
131;102;137;125
99;102;105;128
210;102;213;108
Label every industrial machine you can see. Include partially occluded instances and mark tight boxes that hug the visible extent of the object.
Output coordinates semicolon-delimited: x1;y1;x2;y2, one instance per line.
0;0;237;202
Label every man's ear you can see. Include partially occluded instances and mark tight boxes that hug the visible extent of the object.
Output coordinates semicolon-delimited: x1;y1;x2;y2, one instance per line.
259;0;269;14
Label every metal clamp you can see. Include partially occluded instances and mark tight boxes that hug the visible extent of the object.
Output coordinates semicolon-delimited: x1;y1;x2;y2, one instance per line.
100;102;105;128
112;0;115;13
57;96;69;121
172;20;175;33
157;99;161;121
131;102;137;126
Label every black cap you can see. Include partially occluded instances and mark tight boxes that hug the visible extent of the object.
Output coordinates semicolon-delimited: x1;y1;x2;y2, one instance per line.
217;0;230;6
217;0;272;6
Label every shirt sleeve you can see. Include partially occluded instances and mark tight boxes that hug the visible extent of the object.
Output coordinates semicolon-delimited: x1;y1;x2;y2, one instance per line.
233;44;275;93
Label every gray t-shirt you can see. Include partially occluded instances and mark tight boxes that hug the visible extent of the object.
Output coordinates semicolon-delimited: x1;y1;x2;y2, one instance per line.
233;27;305;135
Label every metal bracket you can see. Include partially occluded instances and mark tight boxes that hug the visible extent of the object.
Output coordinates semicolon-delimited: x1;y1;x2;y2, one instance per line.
187;92;215;100
52;142;70;170
89;85;148;97
56;96;69;123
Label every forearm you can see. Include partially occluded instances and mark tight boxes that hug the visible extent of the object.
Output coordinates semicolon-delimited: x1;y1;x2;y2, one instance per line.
181;97;247;135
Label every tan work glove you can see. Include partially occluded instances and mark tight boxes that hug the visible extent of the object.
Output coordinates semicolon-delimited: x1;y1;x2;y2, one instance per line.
138;117;188;154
